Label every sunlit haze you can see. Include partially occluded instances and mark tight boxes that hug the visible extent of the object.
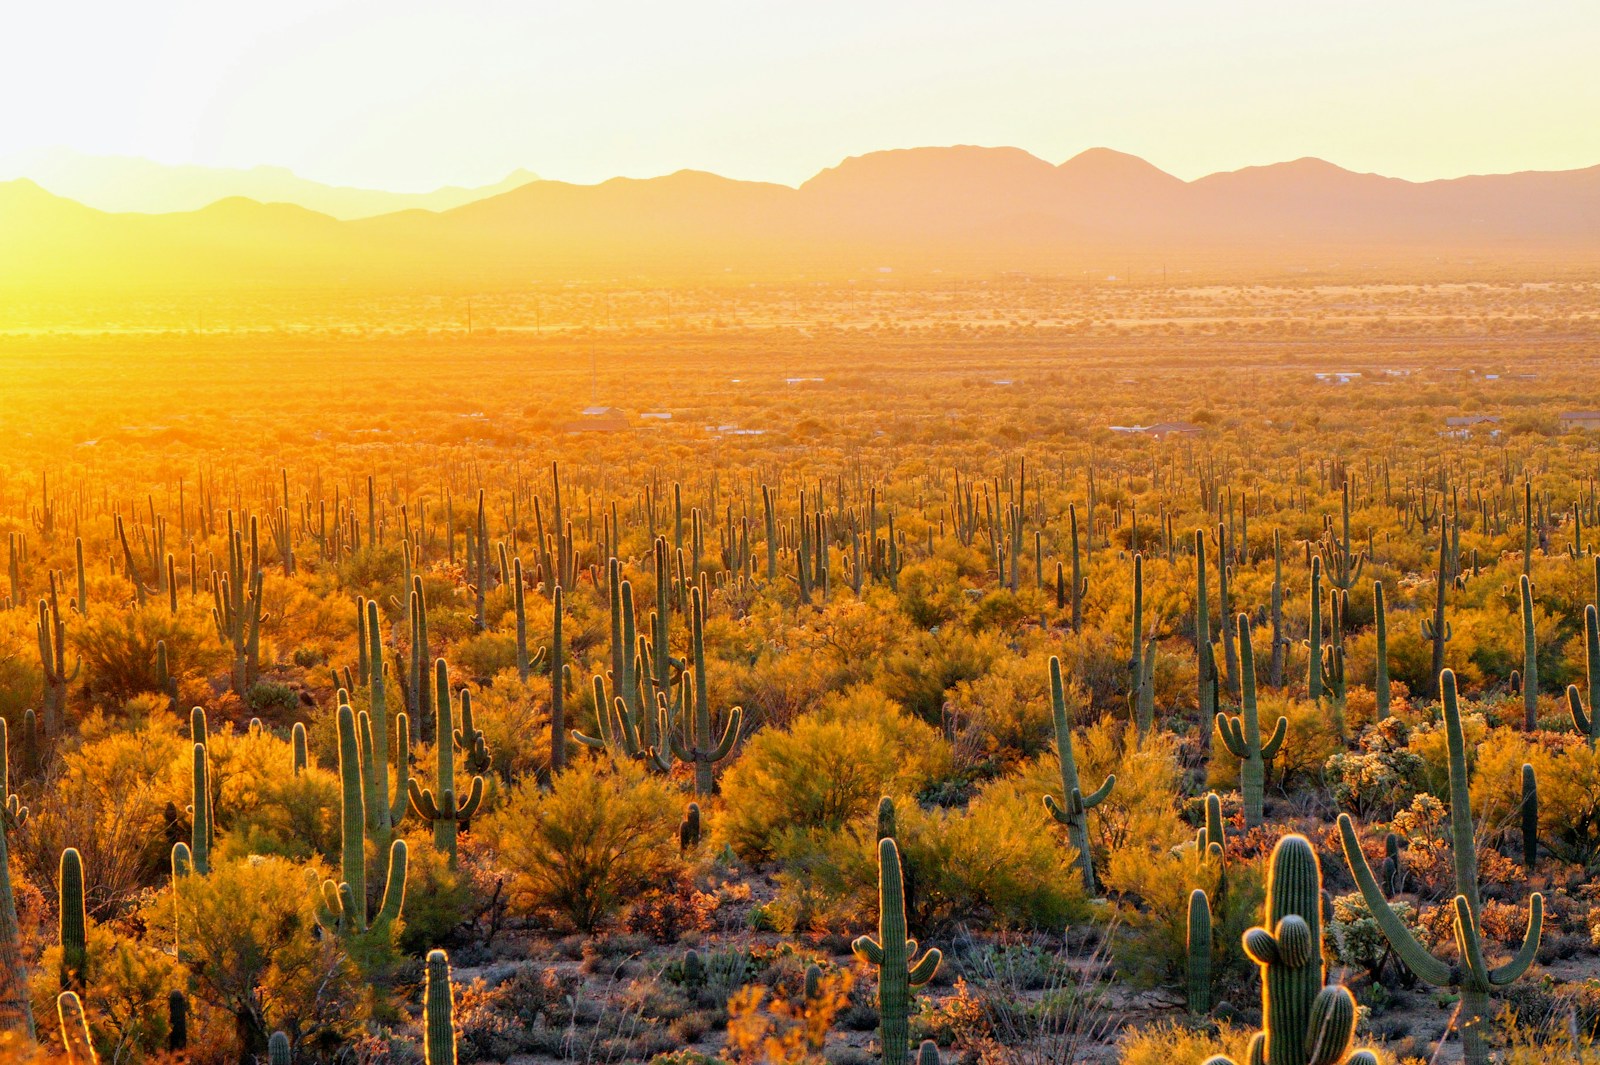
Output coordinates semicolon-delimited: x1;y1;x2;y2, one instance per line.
4;0;1598;192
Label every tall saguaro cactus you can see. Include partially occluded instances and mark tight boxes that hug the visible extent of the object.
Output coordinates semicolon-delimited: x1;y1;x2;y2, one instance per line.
1187;888;1213;1015
1373;581;1391;721
1217;614;1287;828
1518;573;1539;730
1041;656;1115;894
669;587;742;795
1202;835;1378;1065
1339;670;1542;1065
852;838;941;1065
409;660;486;867
37;573;78;736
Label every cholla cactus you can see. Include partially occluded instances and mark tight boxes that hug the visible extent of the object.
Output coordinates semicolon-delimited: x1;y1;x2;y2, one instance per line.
1339;669;1542;1065
1216;614;1287;828
1041;656;1115;894
853;838;940;1065
1202;835;1378;1065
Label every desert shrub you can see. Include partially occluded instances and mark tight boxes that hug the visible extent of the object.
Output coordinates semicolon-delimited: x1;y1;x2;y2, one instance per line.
1409;706;1490;799
72;604;222;706
716;694;948;861
1328;891;1421;984
1117;1021;1257;1065
139;854;360;1062
490;758;681;930
1327;717;1425;818
1013;718;1187;864
29;922;182;1061
454;630;519;683
21;719;188;914
395;827;474;954
467;670;552;782
246;680;299;717
942;651;1054;771
1103;841;1265;993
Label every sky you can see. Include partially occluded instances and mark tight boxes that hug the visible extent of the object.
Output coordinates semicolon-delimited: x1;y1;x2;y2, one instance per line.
3;0;1598;192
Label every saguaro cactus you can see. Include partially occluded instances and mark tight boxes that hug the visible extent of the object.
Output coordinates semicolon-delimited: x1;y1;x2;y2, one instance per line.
1373;581;1391;721
37;574;79;736
59;848;87;991
0;722;32;1037
1196;531;1218;730
1041;656;1115;894
1518;574;1539;730
1188;888;1213;1015
1306;556;1324;703
268;1031;292;1065
669;587;742;795
1521;762;1539;870
1339;669;1542;1065
1203;835;1378;1065
1216;614;1287;828
1421;523;1451;697
57;990;96;1063
408;660;485;867
853;838;941;1065
424;949;459;1065
1569;604;1600;745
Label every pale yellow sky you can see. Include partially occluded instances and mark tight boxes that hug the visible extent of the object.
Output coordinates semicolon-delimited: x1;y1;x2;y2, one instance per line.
3;0;1597;191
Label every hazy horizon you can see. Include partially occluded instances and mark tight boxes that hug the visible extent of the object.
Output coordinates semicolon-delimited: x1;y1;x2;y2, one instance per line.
7;0;1598;194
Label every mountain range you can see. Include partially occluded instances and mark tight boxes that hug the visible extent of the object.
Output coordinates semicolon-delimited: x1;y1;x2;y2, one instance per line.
0;148;540;218
4;145;1599;294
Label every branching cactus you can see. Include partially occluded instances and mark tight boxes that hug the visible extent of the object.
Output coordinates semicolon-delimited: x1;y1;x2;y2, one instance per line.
668;587;742;794
1217;614;1287;828
1339;669;1542;1065
37;574;80;736
424;949;459;1065
1202;835;1378;1065
408;660;486;867
853;838;941;1065
1196;791;1226;870
59;848;86;991
452;687;491;776
575;673;673;771
1041;656;1115;894
1188;888;1213;1015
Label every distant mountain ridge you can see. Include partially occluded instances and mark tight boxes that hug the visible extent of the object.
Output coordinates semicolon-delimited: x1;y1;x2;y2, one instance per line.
3;145;1599;292
0;148;540;218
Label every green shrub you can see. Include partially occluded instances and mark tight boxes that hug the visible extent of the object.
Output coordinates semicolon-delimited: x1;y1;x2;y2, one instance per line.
489;758;681;930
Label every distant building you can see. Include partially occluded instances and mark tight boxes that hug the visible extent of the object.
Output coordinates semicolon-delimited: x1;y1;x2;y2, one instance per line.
1109;421;1204;440
640;411;672;421
1562;412;1600;432
562;406;630;433
1315;372;1362;385
1443;415;1501;439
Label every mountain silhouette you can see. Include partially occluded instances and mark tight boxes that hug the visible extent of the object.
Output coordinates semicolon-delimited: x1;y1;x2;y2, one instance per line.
4;146;1599;294
0;148;539;218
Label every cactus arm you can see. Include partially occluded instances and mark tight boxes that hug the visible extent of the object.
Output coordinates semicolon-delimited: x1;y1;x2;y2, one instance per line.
1080;775;1116;809
907;948;941;986
852;936;885;966
1489;892;1543;986
1337;814;1453;986
1259;716;1288;759
1216;713;1248;758
408;780;441;822
1570;684;1593;738
455;775;485;819
373;839;409;931
1041;794;1068;823
1453;895;1492;990
709;707;744;761
390;712;412;827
